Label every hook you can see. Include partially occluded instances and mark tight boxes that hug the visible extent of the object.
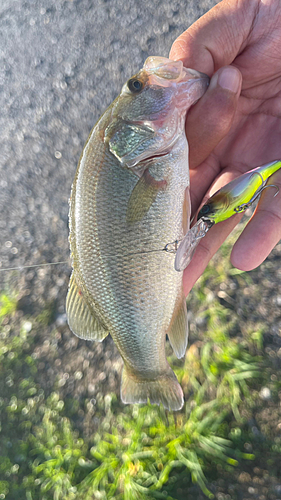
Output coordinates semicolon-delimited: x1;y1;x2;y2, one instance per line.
270;184;280;198
234;183;279;213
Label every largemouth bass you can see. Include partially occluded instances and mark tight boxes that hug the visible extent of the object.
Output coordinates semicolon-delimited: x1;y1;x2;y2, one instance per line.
66;57;209;411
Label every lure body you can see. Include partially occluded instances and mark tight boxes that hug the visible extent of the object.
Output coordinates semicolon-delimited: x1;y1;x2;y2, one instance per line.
197;160;281;223
66;57;209;410
175;160;281;272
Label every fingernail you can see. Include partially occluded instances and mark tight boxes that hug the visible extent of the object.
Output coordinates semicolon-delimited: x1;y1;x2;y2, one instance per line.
218;67;241;93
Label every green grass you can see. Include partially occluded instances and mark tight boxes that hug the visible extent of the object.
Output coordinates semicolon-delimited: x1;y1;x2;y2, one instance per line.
0;233;278;499
0;292;17;321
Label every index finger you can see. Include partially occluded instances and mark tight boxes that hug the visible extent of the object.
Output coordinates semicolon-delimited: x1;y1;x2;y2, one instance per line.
182;213;243;296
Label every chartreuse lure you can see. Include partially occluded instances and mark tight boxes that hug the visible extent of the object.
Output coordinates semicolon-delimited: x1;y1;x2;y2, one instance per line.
175;160;281;272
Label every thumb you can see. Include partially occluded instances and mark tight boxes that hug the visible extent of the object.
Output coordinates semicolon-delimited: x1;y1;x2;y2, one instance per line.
169;0;252;171
186;65;242;171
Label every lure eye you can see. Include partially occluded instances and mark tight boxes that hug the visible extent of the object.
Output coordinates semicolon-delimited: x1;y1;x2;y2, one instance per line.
197;204;211;220
200;204;211;215
128;78;143;93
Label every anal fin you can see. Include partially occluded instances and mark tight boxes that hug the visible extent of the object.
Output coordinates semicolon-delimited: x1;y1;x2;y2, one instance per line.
168;297;188;359
66;272;109;342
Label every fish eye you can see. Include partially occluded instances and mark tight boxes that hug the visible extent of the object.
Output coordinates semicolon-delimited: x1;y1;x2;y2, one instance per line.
128;78;143;93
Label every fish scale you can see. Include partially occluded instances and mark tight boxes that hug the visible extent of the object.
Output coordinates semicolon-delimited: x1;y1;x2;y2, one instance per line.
66;56;209;410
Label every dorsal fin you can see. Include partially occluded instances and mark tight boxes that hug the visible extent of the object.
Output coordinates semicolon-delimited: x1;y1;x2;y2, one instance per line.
66;272;109;342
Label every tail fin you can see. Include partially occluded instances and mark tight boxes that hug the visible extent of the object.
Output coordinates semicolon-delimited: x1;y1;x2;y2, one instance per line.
121;365;184;411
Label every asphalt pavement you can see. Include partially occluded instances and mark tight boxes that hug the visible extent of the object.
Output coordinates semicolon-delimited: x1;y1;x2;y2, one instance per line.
0;0;218;311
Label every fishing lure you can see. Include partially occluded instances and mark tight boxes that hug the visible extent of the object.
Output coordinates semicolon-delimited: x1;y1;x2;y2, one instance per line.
175;160;281;272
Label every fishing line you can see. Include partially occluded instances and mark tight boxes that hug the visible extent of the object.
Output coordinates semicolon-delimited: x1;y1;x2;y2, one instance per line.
0;261;69;273
0;241;182;273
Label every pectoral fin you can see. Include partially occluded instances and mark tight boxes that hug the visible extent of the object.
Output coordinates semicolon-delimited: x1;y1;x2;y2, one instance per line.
66;272;109;341
167;296;188;359
126;169;167;223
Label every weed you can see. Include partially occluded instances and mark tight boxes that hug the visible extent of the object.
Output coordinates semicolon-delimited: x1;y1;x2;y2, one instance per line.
0;234;278;499
0;293;17;322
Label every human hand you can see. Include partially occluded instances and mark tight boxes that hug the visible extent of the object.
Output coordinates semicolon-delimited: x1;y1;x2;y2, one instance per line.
170;0;281;296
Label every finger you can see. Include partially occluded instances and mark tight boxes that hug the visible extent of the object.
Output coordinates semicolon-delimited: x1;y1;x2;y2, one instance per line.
189;156;219;218
183;214;243;296
186;65;242;217
187;65;242;172
231;171;281;271
169;0;256;73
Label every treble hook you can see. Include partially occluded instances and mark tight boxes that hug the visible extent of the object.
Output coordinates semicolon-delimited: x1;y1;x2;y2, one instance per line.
260;183;279;198
234;171;279;213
